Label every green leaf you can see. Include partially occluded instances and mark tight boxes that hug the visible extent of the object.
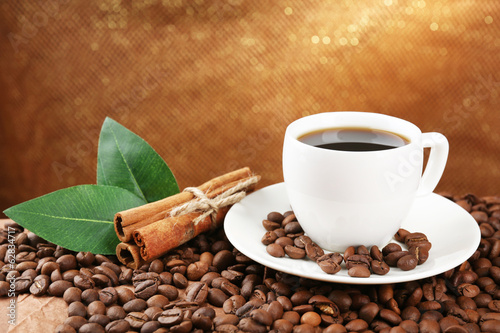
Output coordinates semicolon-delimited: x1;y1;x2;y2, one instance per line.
97;117;179;203
3;185;146;254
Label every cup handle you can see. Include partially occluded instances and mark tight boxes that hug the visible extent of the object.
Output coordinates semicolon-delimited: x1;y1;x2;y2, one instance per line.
417;132;449;196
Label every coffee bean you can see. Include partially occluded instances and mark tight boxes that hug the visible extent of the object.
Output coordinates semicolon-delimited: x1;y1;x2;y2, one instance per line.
348;266;371;278
238;317;267;333
185;282;209;304
294;235;313;249
317;253;342;274
212;250;235;271
172;272;188;289
48;280;73;297
88;314;110;327
68;301;87;317
30;274;50;296
282;245;305;259
305;243;324;261
53;322;77;333
123;298;147;312
158;308;183;327
104;319;130;333
123;311;148;329
262;219;281;231
384;251;409;267
134;278;158;299
275;237;294;248
64;316;87;331
158;284;179;301
187;261;209;280
88;300;107;316
208;287;229;307
192;307;215;330
98;286;118;306
397;254;418;271
106;305;126;321
266;243;285;258
56;254;77;272
73;273;95;290
63;287;82;304
81;289;99;305
301;311;321;326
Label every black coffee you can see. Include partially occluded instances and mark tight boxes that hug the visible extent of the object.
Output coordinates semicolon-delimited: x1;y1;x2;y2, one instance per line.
298;127;409;152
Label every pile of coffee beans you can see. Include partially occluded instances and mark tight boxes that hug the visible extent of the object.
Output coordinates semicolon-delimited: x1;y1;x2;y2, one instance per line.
0;193;500;332
261;211;431;277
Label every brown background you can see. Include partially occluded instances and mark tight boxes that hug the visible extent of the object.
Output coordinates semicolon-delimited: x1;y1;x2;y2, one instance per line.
1;0;500;215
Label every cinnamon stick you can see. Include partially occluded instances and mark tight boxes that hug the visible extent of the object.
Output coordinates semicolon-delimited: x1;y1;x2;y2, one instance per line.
114;167;253;242
135;206;230;261
116;242;145;270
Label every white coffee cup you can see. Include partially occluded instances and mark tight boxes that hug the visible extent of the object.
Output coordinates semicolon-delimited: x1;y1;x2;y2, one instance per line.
282;112;449;252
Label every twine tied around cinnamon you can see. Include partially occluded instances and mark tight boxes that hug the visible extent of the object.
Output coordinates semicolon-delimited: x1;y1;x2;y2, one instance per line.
169;175;260;226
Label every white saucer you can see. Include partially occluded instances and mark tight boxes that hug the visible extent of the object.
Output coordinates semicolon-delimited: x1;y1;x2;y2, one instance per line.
224;183;481;285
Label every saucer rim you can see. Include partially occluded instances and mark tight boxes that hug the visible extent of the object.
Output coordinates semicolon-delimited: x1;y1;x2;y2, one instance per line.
224;182;481;285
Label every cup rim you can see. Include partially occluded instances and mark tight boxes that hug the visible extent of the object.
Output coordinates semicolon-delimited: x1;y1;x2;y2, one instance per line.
285;111;422;153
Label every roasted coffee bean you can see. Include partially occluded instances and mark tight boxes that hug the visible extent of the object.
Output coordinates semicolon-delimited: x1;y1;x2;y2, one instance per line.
54;323;76;333
345;254;370;270
144;307;163;322
105;319;130;333
56;254;77;272
290;290;313;306
267;300;284;320
272;319;294;332
141;321;162;333
106;305;126;321
80;288;99;305
192;307;215;330
134;279;158;299
405;232;432;251
88;313;110;327
158;308;184;326
48;279;73;297
262;219;281;231
214;313;240;327
267;243;285;258
212;250;235;271
30;274;50;296
172;272;188;289
185;281;209;304
123;298;147;312
371;260;390;275
146;294;169;309
187;261;209;280
116;287;135;305
249;308;273;326
88;300;107;316
397;254;418;271
384;250;409;267
93;266;119;286
408;245;429;265
309;295;339;317
63;316;87;331
275;236;294;248
238;317;267;333
124;311;149;329
267;211;285;223
208;287;229;307
68;301;87;317
98;286;118;306
73;273;95;290
348;265;371;278
305;243;324;261
14;276;32;293
63;287;82;304
223;295;246;314
317;253;342;274
158;284;179;301
284;221;302;234
382;243;402;256
222;269;244;283
301;311;321;326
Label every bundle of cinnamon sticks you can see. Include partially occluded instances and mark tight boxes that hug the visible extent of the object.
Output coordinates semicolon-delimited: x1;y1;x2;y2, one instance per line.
115;167;260;269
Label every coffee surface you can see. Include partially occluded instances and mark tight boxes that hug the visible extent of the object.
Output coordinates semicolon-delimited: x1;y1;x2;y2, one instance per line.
299;127;409;152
